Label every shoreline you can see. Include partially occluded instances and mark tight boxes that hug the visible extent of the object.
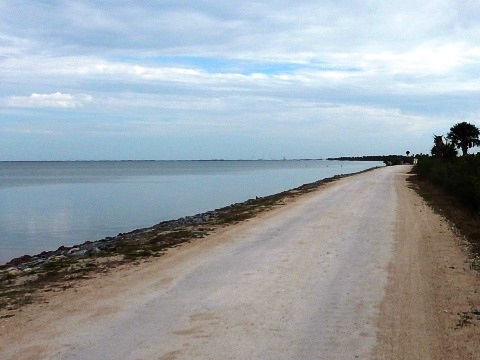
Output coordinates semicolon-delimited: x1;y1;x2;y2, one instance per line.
0;167;381;313
1;167;380;269
0;159;383;265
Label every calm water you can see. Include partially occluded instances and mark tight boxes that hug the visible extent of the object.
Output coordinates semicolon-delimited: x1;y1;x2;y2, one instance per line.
0;160;382;264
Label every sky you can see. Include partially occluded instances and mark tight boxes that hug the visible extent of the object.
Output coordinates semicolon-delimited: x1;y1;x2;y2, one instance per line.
2;1;480;160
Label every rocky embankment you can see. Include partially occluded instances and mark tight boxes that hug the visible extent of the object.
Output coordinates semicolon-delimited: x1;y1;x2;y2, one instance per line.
0;171;371;313
1;210;219;274
0;203;260;313
1;172;354;275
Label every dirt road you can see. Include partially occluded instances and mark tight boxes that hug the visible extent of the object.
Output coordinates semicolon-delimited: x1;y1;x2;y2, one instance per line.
1;166;479;359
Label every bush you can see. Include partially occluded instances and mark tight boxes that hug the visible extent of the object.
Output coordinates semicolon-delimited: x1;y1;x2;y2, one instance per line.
416;155;480;211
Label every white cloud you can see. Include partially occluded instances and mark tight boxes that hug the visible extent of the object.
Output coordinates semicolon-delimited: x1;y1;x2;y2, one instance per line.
0;33;33;56
2;1;480;159
4;92;93;108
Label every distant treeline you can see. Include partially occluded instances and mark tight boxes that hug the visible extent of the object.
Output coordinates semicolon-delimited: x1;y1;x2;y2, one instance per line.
328;155;415;165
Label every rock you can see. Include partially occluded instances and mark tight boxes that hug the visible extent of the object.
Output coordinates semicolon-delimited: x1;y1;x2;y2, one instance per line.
19;258;45;269
45;255;67;263
86;247;101;255
79;242;96;251
0;203;230;273
67;247;80;255
6;268;21;276
39;250;55;257
3;254;33;268
70;249;88;257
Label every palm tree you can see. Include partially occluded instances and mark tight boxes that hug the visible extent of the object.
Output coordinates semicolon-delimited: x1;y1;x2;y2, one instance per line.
446;122;480;156
431;135;457;160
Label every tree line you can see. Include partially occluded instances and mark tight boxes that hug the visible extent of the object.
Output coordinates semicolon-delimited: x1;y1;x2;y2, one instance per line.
431;122;480;159
327;155;415;165
416;122;480;210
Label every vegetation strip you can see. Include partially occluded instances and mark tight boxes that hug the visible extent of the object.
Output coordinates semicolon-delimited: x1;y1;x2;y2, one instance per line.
408;171;480;271
0;167;378;314
412;121;480;270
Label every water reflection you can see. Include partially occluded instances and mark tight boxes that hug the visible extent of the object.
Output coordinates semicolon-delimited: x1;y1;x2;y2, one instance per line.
0;161;382;263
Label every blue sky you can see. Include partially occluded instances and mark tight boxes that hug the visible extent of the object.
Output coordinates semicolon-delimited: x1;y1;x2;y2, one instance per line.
2;0;480;160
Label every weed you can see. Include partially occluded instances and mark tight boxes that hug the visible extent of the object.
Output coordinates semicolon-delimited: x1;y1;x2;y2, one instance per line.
456;309;480;328
42;259;77;272
456;312;473;328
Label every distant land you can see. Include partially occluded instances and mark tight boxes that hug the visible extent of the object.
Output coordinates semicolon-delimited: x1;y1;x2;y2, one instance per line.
327;155;416;165
327;155;411;161
0;157;411;163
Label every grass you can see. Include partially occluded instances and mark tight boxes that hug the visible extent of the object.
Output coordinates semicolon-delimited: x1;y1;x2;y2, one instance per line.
42;258;77;272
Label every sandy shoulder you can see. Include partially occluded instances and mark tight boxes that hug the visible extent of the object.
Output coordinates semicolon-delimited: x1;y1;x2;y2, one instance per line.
374;170;480;359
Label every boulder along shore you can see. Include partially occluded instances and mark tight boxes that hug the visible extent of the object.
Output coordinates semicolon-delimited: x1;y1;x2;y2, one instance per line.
1;169;376;313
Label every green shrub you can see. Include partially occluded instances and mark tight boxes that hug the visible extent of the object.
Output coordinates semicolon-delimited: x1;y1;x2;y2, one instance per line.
416;154;480;211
